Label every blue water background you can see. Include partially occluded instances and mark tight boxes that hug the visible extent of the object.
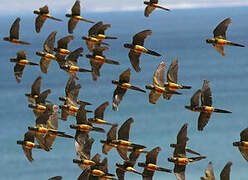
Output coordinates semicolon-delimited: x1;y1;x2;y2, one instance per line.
1;7;248;179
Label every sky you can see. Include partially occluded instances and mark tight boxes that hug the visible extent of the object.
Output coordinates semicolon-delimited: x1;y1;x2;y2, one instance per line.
1;0;248;14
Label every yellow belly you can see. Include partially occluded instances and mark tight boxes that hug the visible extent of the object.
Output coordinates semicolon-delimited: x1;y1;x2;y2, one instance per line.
177;158;189;165
126;167;135;172
120;83;131;89
44;53;56;60
119;140;132;147
79;124;92;131
92;169;105;176
217;39;227;45
168;82;181;90
83;160;95;166
18;59;29;65
97;34;106;40
35;104;46;112
243;141;248;148
89;37;99;42
134;45;147;53
155;86;165;94
204;106;214;113
69;65;79;72
42;14;51;18
94;55;105;63
147;163;158;171
94;118;107;124
11;39;20;44
74;16;83;21
59;49;70;56
25;141;35;149
69;106;78;114
38;127;48;134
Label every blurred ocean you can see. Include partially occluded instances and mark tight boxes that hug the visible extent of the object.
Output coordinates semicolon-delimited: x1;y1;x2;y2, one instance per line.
1;6;248;180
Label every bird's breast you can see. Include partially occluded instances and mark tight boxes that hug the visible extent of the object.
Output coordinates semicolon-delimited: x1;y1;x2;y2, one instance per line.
25;141;35;149
147;163;158;171
97;34;106;40
35;104;47;112
69;106;79;114
79;124;92;131
92;169;105;176
119;140;132;147
120;83;131;89
69;65;79;72
42;14;51;18
203;106;214;113
134;45;147;53
94;55;105;63
58;49;70;56
155;86;165;94
168;82;182;90
177;158;189;165
11;39;20;44
89;37;99;42
38;127;48;134
217;39;227;45
73;16;83;21
18;59;29;66
44;53;56;60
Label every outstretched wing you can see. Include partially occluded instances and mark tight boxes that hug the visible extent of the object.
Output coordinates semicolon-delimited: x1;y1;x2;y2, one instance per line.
213;18;231;39
94;101;109;119
132;30;152;46
198;112;211;131
67;47;83;66
44;31;56;53
71;0;81;15
10;17;20;39
153;62;165;87
220;161;232;180
201;80;212;106
118;118;134;141
57;35;74;49
144;6;156;17
145;146;161;164
167;58;178;83
31;76;41;96
119;68;131;83
128;51;141;72
190;90;201;108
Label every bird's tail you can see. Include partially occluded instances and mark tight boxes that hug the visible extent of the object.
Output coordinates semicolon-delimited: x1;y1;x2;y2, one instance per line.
229;42;245;47
157;167;172;173
165;90;182;95
213;108;232;113
185;148;201;156
189;156;206;162
18;41;31;45
92;127;105;133
146;49;161;56
78;68;92;72
181;85;192;89
79;18;94;23
100;41;110;46
57;133;74;139
29;62;39;66
104;36;118;39
129;85;146;93
130;143;146;149
157;6;171;11
48;16;62;21
104;59;120;65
